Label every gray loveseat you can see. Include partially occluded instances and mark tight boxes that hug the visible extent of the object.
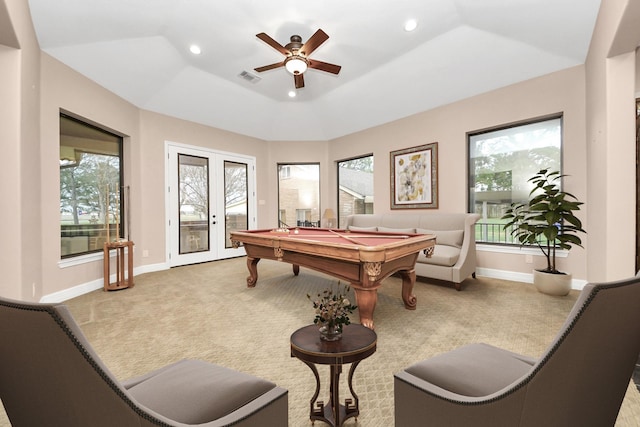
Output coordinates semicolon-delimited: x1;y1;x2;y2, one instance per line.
346;213;481;290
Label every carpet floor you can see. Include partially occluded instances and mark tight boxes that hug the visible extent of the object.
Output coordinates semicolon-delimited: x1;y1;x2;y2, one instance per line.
1;257;640;426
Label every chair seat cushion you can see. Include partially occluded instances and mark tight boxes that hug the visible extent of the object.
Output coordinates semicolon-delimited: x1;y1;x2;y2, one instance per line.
126;359;276;424
404;343;536;397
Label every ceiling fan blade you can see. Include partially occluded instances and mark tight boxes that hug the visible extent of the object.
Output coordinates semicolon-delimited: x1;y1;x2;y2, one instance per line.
254;61;285;73
294;74;305;89
256;32;290;56
308;59;341;75
300;29;329;56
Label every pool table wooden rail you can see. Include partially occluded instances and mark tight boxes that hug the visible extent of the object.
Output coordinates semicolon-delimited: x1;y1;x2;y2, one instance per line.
230;228;436;329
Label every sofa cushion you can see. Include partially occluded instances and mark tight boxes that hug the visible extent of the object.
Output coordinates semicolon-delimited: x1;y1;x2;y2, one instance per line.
378;226;416;234
348;225;378;232
417;228;464;248
419;245;460;267
127;359;276;424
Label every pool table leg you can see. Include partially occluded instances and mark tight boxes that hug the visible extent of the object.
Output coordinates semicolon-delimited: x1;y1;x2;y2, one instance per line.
246;257;260;287
398;269;418;310
352;286;377;330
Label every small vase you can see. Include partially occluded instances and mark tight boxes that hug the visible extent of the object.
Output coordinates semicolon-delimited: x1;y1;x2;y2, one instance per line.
319;322;342;341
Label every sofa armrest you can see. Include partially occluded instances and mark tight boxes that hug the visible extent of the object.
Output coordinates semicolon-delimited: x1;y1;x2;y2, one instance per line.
450;214;480;283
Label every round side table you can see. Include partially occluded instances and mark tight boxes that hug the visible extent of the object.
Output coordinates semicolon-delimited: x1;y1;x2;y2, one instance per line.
290;324;377;427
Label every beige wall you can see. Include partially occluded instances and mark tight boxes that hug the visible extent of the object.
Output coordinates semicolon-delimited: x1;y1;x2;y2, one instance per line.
39;53;140;298
637;52;640;91
1;0;41;300
586;0;640;282
137;110;268;266
0;44;22;300
1;0;639;301
329;66;588;280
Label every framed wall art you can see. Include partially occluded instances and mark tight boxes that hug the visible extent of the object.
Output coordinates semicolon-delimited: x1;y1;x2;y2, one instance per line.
390;142;438;209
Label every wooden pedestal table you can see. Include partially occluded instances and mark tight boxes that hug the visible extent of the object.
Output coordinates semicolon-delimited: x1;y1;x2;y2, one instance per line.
103;240;134;291
290;324;377;427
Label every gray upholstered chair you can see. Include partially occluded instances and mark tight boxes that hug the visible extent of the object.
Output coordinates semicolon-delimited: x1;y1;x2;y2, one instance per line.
394;275;640;426
0;297;287;426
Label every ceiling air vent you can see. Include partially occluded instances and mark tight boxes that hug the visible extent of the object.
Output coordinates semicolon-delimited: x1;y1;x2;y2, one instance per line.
238;70;261;84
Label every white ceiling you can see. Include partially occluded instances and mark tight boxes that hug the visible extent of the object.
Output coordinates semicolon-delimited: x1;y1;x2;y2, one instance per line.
28;0;601;141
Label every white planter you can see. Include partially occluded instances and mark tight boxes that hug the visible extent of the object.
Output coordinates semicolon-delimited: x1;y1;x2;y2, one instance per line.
533;270;572;296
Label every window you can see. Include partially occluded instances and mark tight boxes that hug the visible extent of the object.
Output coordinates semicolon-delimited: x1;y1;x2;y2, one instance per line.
277;163;320;228
279;165;291;179
469;116;562;244
337;155;374;228
60;114;123;258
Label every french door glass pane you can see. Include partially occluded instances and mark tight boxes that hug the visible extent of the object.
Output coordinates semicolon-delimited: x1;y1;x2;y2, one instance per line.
224;161;248;248
178;154;210;254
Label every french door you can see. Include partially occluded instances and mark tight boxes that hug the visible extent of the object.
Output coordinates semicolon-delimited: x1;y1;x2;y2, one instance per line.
166;142;256;267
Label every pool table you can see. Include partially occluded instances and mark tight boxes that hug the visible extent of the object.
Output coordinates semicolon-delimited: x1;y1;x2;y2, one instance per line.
230;227;436;329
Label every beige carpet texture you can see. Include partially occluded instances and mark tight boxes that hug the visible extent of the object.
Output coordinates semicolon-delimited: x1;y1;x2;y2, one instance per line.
2;257;640;426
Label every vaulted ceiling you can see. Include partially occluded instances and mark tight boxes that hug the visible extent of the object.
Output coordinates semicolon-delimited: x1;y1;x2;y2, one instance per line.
28;0;601;141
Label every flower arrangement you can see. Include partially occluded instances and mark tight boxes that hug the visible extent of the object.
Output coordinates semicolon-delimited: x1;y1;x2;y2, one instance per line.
307;283;358;333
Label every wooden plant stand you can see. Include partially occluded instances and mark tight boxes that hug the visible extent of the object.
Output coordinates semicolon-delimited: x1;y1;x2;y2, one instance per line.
103;240;134;291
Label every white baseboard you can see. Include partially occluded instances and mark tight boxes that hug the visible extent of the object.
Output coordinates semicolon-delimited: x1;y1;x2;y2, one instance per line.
40;263;586;303
40;262;169;303
134;262;170;276
476;267;587;290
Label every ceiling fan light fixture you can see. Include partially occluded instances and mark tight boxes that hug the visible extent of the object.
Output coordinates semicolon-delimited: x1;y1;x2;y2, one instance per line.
254;29;340;89
284;56;308;75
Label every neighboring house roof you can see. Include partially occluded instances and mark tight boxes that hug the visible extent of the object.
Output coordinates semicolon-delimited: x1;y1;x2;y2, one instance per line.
339;168;373;200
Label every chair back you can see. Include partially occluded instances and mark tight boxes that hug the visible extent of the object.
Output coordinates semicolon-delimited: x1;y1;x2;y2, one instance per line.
0;297;157;426
520;276;640;426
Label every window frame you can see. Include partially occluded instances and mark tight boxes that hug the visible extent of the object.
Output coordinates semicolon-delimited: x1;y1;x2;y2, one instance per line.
467;114;563;246
336;154;374;229
276;162;321;228
59;113;124;259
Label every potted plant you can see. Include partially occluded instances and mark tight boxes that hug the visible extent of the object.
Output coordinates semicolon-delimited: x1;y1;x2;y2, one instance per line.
501;169;586;296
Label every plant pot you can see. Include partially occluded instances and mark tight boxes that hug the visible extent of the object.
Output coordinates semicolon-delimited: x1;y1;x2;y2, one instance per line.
533;270;572;296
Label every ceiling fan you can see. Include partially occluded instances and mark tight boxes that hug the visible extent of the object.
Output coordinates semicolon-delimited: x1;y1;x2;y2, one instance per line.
254;29;341;89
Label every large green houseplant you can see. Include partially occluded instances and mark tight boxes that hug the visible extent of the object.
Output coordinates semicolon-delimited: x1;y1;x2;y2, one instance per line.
501;169;586;295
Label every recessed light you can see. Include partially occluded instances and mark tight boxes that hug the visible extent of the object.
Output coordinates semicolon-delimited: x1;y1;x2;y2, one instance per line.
288;91;296;98
404;19;418;32
189;45;202;55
